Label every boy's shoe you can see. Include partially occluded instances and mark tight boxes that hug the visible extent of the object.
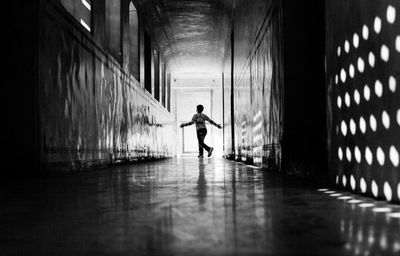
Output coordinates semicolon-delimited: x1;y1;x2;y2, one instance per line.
208;147;214;157
198;155;204;158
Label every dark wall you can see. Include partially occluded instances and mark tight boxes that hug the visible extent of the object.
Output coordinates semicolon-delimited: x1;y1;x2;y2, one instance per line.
326;0;400;203
3;1;40;176
281;0;326;179
224;0;327;178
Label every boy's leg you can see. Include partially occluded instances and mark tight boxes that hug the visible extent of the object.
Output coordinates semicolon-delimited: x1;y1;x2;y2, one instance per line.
197;130;204;156
197;129;210;152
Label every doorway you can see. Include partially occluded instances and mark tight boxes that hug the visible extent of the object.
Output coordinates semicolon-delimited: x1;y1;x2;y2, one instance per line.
177;90;212;156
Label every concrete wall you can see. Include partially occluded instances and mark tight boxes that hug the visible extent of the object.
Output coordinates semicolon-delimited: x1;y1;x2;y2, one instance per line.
3;1;40;176
281;0;326;179
326;0;400;203
37;0;174;172
223;0;327;180
227;0;284;168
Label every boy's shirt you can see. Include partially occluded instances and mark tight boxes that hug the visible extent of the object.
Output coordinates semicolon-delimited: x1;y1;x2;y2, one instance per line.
188;113;217;130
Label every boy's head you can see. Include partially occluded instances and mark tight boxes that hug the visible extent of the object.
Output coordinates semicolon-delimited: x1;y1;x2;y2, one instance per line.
196;104;204;113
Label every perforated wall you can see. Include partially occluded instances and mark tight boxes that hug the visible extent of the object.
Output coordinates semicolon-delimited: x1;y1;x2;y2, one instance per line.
326;0;400;203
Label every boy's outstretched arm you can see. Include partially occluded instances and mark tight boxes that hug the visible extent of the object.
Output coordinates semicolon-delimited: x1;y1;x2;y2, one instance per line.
180;121;193;128
180;116;196;128
204;115;222;129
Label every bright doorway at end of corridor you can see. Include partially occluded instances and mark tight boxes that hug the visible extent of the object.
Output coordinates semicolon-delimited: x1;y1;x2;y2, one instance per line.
172;74;223;158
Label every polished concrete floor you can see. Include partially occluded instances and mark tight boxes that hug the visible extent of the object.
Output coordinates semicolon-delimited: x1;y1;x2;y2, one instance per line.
1;158;400;256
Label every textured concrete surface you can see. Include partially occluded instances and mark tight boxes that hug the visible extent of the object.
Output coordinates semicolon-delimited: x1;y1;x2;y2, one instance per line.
1;158;399;255
137;0;233;73
38;1;174;172
231;0;283;167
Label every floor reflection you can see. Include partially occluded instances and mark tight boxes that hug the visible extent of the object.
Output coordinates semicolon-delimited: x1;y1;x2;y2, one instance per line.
197;159;207;207
1;158;399;255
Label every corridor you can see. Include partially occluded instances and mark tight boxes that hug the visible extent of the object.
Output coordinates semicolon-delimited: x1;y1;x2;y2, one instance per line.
3;0;400;255
2;158;399;255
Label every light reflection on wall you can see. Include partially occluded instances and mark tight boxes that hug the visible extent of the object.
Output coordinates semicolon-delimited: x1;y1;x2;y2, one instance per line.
232;0;283;168
326;0;400;203
39;2;174;171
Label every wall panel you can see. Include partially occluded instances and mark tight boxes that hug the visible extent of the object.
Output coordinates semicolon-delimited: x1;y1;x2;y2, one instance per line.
38;1;174;172
231;0;283;167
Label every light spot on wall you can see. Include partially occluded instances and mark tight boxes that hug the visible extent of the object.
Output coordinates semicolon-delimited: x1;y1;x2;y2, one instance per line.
397;109;400;126
398;183;400;200
374;80;383;97
355;146;361;163
365;147;373;165
369;114;377;132
383;182;392;201
389;76;396;92
386;5;396;24
345;92;351;107
376;147;385;166
364;85;371;101
350;175;356;190
344;40;350;53
338;147;343;161
374;17;382;33
337;46;341;56
353;33;360;48
389;146;399;166
335;75;339;84
362;25;369;40
357;57;365;73
359;116;367;134
349;64;355;78
396;36;400;52
368;52;375;67
341;120;348;136
360;178;367;193
342;175;347;187
354;90;360;105
346;147;352;162
337;96;342;108
380;45;390;62
341;68;347;83
371;180;379;197
350;119;356;135
381;110;390;129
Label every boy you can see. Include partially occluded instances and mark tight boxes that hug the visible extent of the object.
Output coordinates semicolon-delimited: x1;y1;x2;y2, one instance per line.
180;105;222;158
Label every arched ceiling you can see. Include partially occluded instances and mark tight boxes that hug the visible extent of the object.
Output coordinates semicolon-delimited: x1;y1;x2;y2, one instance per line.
136;0;234;74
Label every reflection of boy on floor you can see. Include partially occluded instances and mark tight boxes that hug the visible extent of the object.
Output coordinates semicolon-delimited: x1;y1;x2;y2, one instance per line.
180;105;222;158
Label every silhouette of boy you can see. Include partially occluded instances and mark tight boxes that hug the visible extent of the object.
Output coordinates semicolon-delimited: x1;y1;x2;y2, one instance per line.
180;105;222;158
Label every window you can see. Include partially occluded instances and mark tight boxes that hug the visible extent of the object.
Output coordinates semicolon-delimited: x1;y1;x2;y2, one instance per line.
144;32;152;93
105;0;121;61
161;62;166;107
154;49;160;101
60;0;92;32
129;2;140;80
167;74;171;111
